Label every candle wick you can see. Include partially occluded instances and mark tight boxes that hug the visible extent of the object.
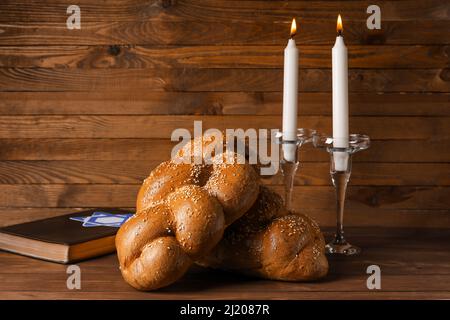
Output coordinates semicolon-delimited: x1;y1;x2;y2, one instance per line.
337;30;343;37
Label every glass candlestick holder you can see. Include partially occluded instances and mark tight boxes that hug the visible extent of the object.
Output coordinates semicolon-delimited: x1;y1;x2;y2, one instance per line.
312;133;370;255
275;129;316;210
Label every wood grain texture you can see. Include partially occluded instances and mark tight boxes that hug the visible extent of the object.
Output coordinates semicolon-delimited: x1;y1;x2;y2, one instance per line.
0;161;449;186
0;18;448;46
0;68;449;92
0;45;448;69
1;227;450;299
0;139;448;163
0;0;448;229
0;115;447;139
1;0;448;22
0;184;447;210
0;92;448;116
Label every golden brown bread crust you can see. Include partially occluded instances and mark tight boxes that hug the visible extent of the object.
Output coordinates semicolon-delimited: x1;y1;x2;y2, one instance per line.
137;160;260;226
117;152;260;290
116;185;225;290
197;186;329;281
136;162;201;211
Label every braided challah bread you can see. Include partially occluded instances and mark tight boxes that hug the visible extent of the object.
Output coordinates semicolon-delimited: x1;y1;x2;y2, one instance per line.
137;159;260;225
116;158;260;290
197;186;329;281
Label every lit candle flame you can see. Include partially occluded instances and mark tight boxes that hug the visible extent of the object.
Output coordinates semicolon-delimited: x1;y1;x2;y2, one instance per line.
290;18;297;38
337;14;343;35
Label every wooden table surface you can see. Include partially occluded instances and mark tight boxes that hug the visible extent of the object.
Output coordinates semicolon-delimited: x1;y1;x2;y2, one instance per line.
1;227;449;300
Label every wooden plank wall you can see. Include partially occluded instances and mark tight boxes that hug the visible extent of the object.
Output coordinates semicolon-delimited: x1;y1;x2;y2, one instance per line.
0;0;449;228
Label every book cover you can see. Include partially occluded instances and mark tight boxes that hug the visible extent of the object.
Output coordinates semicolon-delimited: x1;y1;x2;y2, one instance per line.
0;208;134;263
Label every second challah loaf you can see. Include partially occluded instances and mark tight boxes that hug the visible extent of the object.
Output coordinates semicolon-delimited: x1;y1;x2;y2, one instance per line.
197;186;329;281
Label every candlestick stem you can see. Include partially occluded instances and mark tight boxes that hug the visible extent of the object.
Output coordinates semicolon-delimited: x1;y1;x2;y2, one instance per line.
280;160;299;211
276;129;315;210
334;171;349;241
313;133;370;256
328;163;359;255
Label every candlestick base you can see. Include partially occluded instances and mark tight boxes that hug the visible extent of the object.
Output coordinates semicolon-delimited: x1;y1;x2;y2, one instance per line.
325;235;361;256
275;129;316;210
313;133;370;256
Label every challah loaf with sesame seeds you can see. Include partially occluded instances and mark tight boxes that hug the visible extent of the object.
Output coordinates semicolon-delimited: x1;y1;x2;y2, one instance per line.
116;185;225;290
116;157;260;290
137;158;260;226
197;186;329;281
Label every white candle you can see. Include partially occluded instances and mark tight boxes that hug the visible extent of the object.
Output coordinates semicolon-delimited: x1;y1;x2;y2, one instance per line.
282;18;299;162
332;15;349;171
